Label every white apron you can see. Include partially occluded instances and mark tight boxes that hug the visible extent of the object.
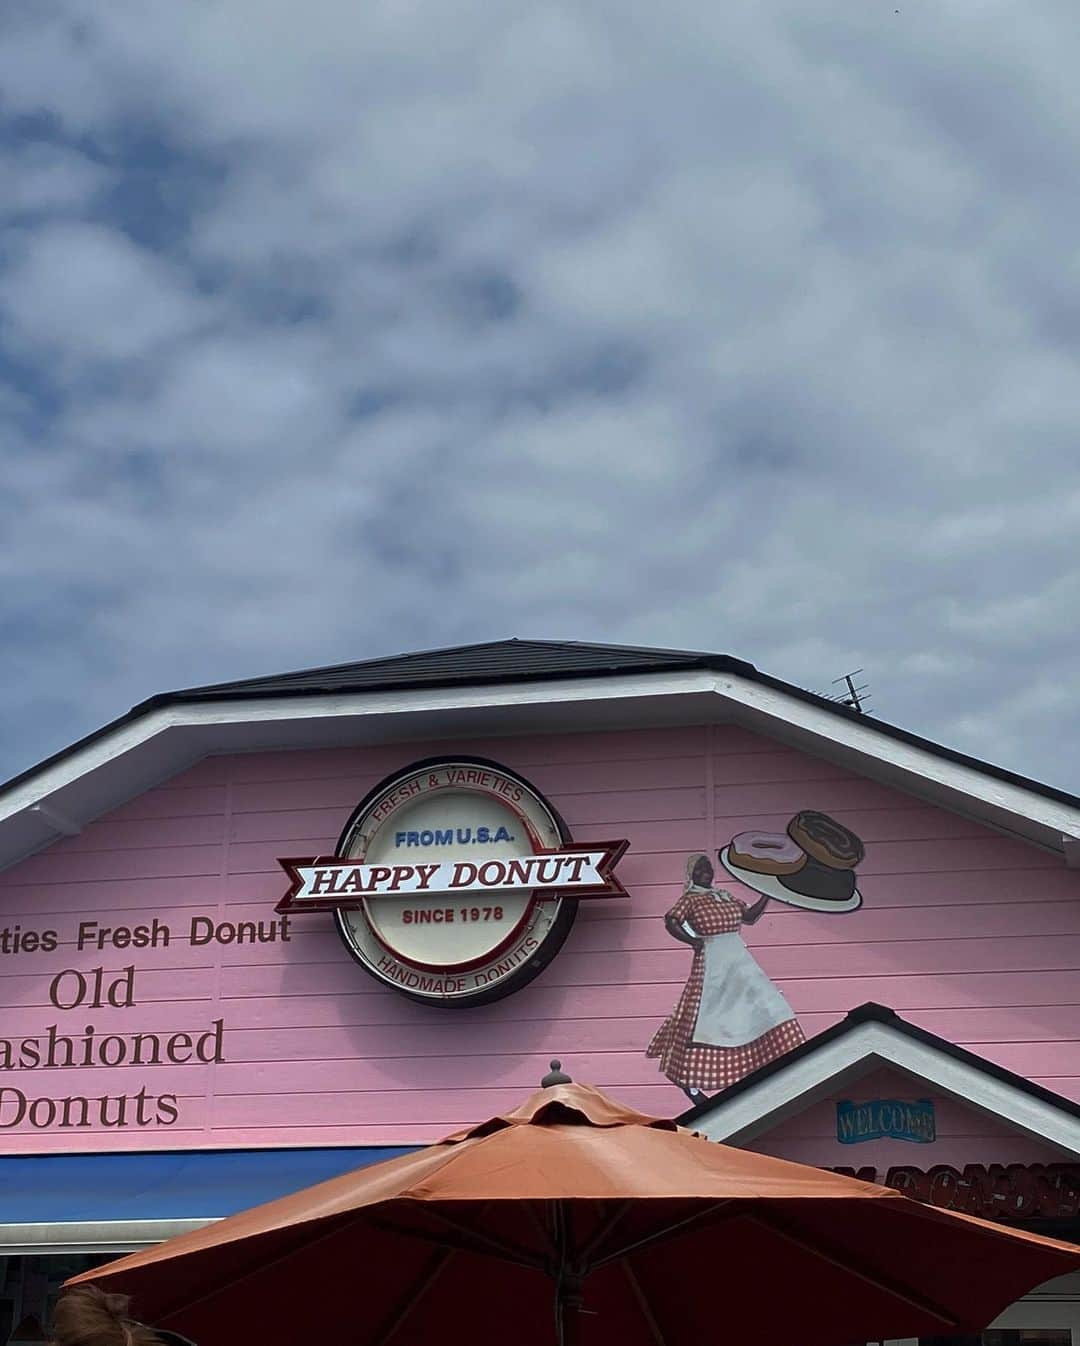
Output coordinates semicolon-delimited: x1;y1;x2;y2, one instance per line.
691;931;795;1048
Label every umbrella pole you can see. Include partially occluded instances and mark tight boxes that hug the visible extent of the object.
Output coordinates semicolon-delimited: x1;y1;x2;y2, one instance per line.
554;1273;584;1346
551;1199;584;1346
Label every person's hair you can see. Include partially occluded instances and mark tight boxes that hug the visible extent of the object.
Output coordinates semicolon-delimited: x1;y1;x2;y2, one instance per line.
51;1287;164;1346
691;855;713;883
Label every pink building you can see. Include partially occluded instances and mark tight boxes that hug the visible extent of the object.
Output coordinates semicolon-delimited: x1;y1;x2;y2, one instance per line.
0;640;1077;1339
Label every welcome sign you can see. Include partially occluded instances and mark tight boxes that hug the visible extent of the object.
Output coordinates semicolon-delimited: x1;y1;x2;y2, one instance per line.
836;1098;936;1145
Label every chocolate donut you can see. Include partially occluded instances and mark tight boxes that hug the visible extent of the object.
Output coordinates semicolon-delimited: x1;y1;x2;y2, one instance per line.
727;830;807;875
786;810;864;870
779;857;857;902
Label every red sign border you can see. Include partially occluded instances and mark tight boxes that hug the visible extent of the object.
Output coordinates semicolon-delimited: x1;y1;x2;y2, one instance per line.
275;839;629;915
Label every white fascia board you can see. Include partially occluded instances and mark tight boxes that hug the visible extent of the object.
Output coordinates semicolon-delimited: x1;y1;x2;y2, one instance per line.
712;674;1080;850
0;705;181;821
0;1216;216;1253
1;669;1078;867
690;1020;1080;1159
0;673;719;823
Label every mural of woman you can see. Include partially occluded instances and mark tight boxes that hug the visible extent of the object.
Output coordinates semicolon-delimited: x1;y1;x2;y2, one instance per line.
646;852;805;1104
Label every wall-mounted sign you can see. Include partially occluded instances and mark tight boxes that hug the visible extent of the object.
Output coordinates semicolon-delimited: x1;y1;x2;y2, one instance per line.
836;1098;936;1144
829;1163;1080;1221
277;757;628;1007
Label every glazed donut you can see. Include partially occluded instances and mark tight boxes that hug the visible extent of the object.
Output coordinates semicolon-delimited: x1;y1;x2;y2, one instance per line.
786;810;864;869
727;830;807;875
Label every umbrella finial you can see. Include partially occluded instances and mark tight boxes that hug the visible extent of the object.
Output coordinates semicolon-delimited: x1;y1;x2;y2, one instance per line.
542;1059;572;1087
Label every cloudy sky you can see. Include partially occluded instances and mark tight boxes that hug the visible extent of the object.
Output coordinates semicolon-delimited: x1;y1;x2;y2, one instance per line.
1;1;1078;792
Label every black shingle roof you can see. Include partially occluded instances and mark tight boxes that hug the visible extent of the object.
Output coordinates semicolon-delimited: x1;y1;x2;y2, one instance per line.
136;639;750;704
2;639;1079;813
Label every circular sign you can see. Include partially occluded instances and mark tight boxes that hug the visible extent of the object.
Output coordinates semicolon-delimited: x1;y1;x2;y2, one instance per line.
276;757;628;1007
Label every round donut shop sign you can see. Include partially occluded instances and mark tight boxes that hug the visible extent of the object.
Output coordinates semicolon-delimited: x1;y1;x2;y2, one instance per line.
276;757;630;1006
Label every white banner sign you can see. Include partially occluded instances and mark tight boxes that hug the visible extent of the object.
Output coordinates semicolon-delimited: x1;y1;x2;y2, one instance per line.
286;850;614;902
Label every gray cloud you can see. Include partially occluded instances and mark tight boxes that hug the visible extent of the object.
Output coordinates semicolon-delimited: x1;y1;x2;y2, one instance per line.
0;0;1078;791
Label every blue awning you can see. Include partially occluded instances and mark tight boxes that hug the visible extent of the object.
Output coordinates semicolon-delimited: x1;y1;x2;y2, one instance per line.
0;1147;414;1223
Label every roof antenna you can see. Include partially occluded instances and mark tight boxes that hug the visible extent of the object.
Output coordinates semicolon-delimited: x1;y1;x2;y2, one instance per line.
830;669;871;714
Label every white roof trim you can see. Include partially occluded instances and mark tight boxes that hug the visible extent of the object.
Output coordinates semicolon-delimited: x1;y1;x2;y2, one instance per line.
0;1216;216;1254
715;675;1080;846
1;670;1078;871
689;1019;1080;1159
0;674;717;819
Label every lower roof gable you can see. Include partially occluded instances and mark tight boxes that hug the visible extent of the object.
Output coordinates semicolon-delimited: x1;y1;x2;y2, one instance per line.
679;1003;1080;1160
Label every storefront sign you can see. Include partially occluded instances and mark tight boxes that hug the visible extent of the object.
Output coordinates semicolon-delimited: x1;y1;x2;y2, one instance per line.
281;851;619;903
277;758;628;1007
0;914;291;1135
829;1163;1080;1220
836;1098;936;1144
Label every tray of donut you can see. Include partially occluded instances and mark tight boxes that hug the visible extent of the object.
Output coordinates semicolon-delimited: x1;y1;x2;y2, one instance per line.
718;810;864;912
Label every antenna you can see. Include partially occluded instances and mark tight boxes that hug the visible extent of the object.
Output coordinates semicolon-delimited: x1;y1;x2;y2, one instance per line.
829;669;871;714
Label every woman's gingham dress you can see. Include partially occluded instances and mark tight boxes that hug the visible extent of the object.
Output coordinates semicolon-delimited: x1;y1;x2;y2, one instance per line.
646;887;805;1093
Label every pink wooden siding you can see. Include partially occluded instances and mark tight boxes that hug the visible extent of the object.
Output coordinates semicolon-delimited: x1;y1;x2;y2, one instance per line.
0;724;1077;1153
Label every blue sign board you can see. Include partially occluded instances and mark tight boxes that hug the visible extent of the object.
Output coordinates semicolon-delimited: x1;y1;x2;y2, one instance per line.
836;1098;936;1145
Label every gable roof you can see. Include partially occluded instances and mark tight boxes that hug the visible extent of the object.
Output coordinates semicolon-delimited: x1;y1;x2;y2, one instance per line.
678;1002;1080;1158
0;640;732;802
143;639;732;700
2;638;1079;871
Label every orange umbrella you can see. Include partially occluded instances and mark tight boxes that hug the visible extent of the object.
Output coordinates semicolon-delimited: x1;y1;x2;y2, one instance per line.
68;1069;1080;1346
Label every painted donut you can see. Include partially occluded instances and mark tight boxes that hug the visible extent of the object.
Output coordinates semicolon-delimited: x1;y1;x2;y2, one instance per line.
779;857;857;901
786;810;864;869
727;830;808;875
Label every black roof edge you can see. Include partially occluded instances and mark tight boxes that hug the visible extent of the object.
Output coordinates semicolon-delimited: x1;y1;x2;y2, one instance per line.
2;642;1079;815
0;704;151;804
131;647;753;708
132;642;1080;812
0;642;734;804
676;1001;1080;1129
136;638;746;701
